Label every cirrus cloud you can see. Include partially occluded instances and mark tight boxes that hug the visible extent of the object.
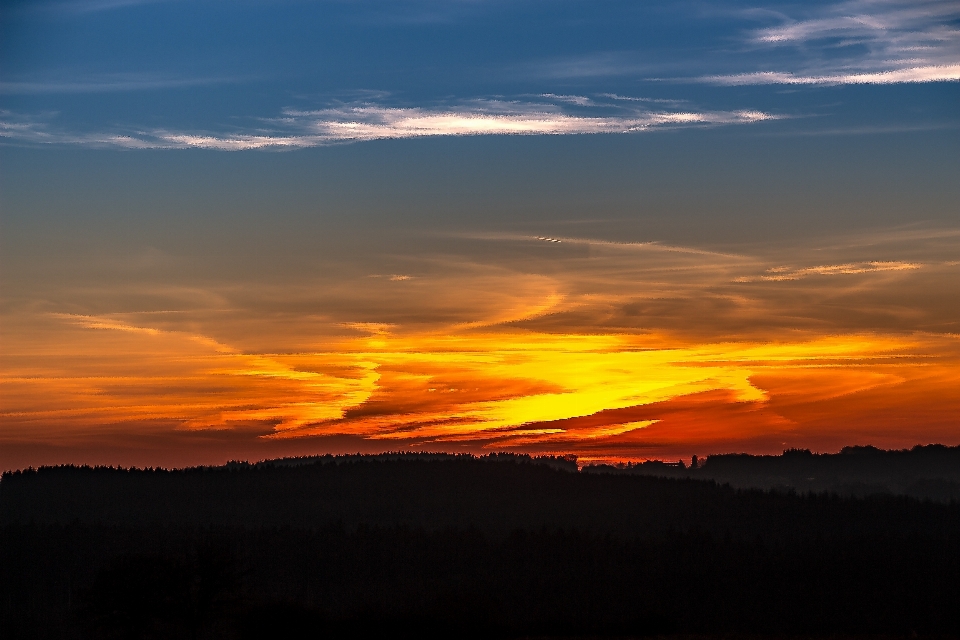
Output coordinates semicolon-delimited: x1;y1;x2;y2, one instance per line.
0;98;780;150
705;0;960;86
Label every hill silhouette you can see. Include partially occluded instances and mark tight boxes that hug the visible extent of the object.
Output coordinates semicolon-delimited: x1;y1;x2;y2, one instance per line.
2;451;958;638
590;444;960;502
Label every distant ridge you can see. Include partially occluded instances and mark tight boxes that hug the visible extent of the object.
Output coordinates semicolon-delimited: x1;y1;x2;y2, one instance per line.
588;444;960;502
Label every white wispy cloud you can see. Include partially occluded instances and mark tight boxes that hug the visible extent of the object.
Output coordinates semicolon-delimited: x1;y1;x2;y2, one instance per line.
707;0;960;86
705;64;960;86
598;94;688;106
736;261;922;282
0;97;781;150
538;94;594;106
283;103;776;140
751;0;959;45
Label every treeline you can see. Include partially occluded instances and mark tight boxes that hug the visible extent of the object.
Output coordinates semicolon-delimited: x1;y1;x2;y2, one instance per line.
2;453;959;638
3;453;957;538
590;444;960;501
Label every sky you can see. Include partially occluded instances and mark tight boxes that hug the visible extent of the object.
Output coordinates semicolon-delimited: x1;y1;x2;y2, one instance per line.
1;0;959;470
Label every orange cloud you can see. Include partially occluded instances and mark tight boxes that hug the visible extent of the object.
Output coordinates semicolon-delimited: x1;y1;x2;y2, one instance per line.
3;228;959;470
3;309;957;469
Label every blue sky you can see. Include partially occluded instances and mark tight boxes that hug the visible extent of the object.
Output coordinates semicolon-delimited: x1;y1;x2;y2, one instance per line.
2;0;958;147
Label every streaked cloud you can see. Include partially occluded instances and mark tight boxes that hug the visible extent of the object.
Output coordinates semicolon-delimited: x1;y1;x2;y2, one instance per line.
598;93;688;106
685;0;960;86
750;0;959;46
736;261;922;282
0;98;780;149
4;311;958;467
283;103;777;140
705;65;960;86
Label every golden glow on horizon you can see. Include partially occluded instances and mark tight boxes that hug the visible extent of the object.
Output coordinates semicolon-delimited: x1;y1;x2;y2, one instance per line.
3;227;959;469
3;312;958;465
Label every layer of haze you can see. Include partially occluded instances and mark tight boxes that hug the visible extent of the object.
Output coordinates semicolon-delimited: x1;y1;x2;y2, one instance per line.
2;0;959;470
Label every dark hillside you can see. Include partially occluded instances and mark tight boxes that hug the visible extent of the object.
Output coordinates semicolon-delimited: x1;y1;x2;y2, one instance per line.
2;453;958;639
3;452;957;538
590;444;960;501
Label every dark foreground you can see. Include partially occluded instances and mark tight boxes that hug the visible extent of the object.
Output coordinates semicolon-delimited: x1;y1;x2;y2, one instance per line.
2;453;958;639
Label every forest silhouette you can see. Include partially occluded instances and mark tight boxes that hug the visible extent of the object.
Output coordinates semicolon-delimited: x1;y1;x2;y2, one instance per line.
2;448;958;638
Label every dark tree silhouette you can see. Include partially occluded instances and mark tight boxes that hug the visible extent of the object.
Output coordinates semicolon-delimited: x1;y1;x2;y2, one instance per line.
1;451;958;639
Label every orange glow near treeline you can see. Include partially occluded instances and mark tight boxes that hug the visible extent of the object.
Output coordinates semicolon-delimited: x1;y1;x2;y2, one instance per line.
4;315;959;468
3;232;959;470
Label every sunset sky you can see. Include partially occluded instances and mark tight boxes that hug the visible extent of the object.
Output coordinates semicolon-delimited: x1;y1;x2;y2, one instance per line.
1;0;959;470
